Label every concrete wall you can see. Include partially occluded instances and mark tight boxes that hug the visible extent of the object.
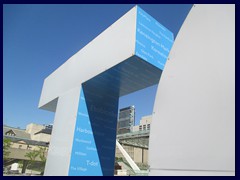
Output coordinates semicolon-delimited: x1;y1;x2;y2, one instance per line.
10;142;48;151
132;126;139;132
133;115;152;132
8;148;47;161
133;148;142;163
143;149;148;164
25;123;51;143
140;115;152;125
32;133;51;143
115;145;149;164
11;142;29;150
26;123;44;139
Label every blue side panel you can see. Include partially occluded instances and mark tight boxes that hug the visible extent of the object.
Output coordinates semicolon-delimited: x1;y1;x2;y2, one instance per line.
135;6;174;70
68;88;103;176
68;55;162;176
66;7;174;176
82;69;120;176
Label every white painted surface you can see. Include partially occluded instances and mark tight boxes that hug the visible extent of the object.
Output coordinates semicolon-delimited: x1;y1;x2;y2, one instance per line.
44;87;81;176
11;163;19;171
42;6;138;176
39;6;137;110
149;4;235;175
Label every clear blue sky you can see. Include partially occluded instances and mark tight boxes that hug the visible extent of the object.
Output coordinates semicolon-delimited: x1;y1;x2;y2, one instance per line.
3;4;192;129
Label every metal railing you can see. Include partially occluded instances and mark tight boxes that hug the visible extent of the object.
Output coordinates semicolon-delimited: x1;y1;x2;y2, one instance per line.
117;130;150;139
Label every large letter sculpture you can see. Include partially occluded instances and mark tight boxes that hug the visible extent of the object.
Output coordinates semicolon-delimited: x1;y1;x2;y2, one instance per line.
39;4;234;176
39;6;173;176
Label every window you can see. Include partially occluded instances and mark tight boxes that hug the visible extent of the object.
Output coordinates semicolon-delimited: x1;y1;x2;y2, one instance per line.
6;132;15;136
139;125;142;131
5;130;16;136
147;124;150;130
143;125;146;130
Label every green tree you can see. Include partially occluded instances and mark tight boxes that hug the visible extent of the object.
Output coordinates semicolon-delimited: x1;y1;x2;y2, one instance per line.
24;146;47;175
3;138;11;160
37;146;47;174
38;146;47;163
25;150;39;174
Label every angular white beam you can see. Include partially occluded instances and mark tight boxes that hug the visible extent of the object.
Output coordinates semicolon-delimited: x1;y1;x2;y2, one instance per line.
39;5;173;176
39;6;137;111
116;140;140;172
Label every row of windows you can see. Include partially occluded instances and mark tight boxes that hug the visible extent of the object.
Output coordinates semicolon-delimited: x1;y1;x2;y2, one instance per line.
18;145;32;149
17;144;48;151
119;112;134;119
139;124;150;131
5;132;16;136
118;120;131;128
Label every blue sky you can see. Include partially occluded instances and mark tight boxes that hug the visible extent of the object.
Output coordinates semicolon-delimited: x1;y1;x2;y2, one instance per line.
3;4;192;129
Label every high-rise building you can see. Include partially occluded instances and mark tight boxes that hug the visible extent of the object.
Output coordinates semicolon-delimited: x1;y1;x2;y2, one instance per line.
117;106;135;134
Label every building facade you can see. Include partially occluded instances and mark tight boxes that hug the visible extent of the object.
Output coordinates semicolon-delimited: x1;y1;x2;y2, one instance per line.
3;123;52;159
25;123;52;143
115;115;152;172
115;144;148;165
117;106;135;134
133;115;152;132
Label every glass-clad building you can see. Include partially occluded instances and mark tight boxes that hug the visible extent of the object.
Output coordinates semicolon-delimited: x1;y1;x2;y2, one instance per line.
117;106;135;134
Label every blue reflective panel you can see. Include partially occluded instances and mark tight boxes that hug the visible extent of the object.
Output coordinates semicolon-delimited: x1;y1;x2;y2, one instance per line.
68;55;162;176
68;88;103;176
135;6;174;70
67;6;174;176
68;30;168;175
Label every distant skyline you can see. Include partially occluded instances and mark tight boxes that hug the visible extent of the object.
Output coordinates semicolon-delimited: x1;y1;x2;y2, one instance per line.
3;4;192;129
